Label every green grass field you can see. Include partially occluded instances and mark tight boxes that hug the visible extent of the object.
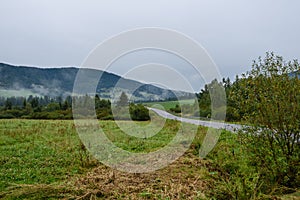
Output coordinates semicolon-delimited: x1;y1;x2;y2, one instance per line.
1;117;298;199
0;116;210;199
0;120;87;190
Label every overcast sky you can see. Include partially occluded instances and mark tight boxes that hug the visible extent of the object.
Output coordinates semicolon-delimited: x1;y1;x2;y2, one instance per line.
1;0;300;91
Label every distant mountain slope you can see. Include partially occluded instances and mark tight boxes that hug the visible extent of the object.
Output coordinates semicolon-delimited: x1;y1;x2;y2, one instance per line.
0;63;189;101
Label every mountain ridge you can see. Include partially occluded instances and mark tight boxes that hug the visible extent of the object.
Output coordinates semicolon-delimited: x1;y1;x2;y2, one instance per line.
0;63;190;101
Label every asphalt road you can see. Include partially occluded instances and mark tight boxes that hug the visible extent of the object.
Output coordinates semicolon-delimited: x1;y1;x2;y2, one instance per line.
148;107;242;132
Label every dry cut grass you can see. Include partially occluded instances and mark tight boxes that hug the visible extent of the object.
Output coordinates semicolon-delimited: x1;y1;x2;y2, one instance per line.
73;151;211;200
1;151;213;200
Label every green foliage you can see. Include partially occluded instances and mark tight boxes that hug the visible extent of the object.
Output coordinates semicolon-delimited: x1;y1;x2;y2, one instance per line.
170;104;181;113
45;102;61;112
238;128;300;192
197;84;212;118
112;93;150;121
30;97;39;108
202;53;299;199
95;94;110;110
224;105;240;122
112;104;150;121
0;96;74;119
0;94;150;121
207;129;299;199
170;79;228;120
4;100;12;110
207;131;266;199
129;103;150;121
231;52;300;190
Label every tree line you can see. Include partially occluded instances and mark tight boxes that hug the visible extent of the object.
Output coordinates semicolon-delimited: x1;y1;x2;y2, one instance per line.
0;95;72;119
0;93;149;120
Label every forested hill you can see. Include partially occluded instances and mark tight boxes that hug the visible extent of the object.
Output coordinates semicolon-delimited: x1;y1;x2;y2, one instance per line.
0;63;189;101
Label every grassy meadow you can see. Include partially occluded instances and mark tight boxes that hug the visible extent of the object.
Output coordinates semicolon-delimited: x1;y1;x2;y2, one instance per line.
0;116;299;199
0;115;211;199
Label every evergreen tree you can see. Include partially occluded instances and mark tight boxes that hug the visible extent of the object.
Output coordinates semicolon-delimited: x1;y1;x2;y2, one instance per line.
117;92;129;107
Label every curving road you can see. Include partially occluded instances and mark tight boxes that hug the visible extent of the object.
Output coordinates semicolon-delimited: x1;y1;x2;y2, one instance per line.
148;107;242;132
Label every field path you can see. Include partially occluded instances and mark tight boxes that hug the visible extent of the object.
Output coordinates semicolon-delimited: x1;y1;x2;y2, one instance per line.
148;107;242;132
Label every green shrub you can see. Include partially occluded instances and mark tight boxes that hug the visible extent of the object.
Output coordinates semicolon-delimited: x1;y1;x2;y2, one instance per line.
231;52;300;190
129;104;150;121
207;131;265;199
170;104;181;113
